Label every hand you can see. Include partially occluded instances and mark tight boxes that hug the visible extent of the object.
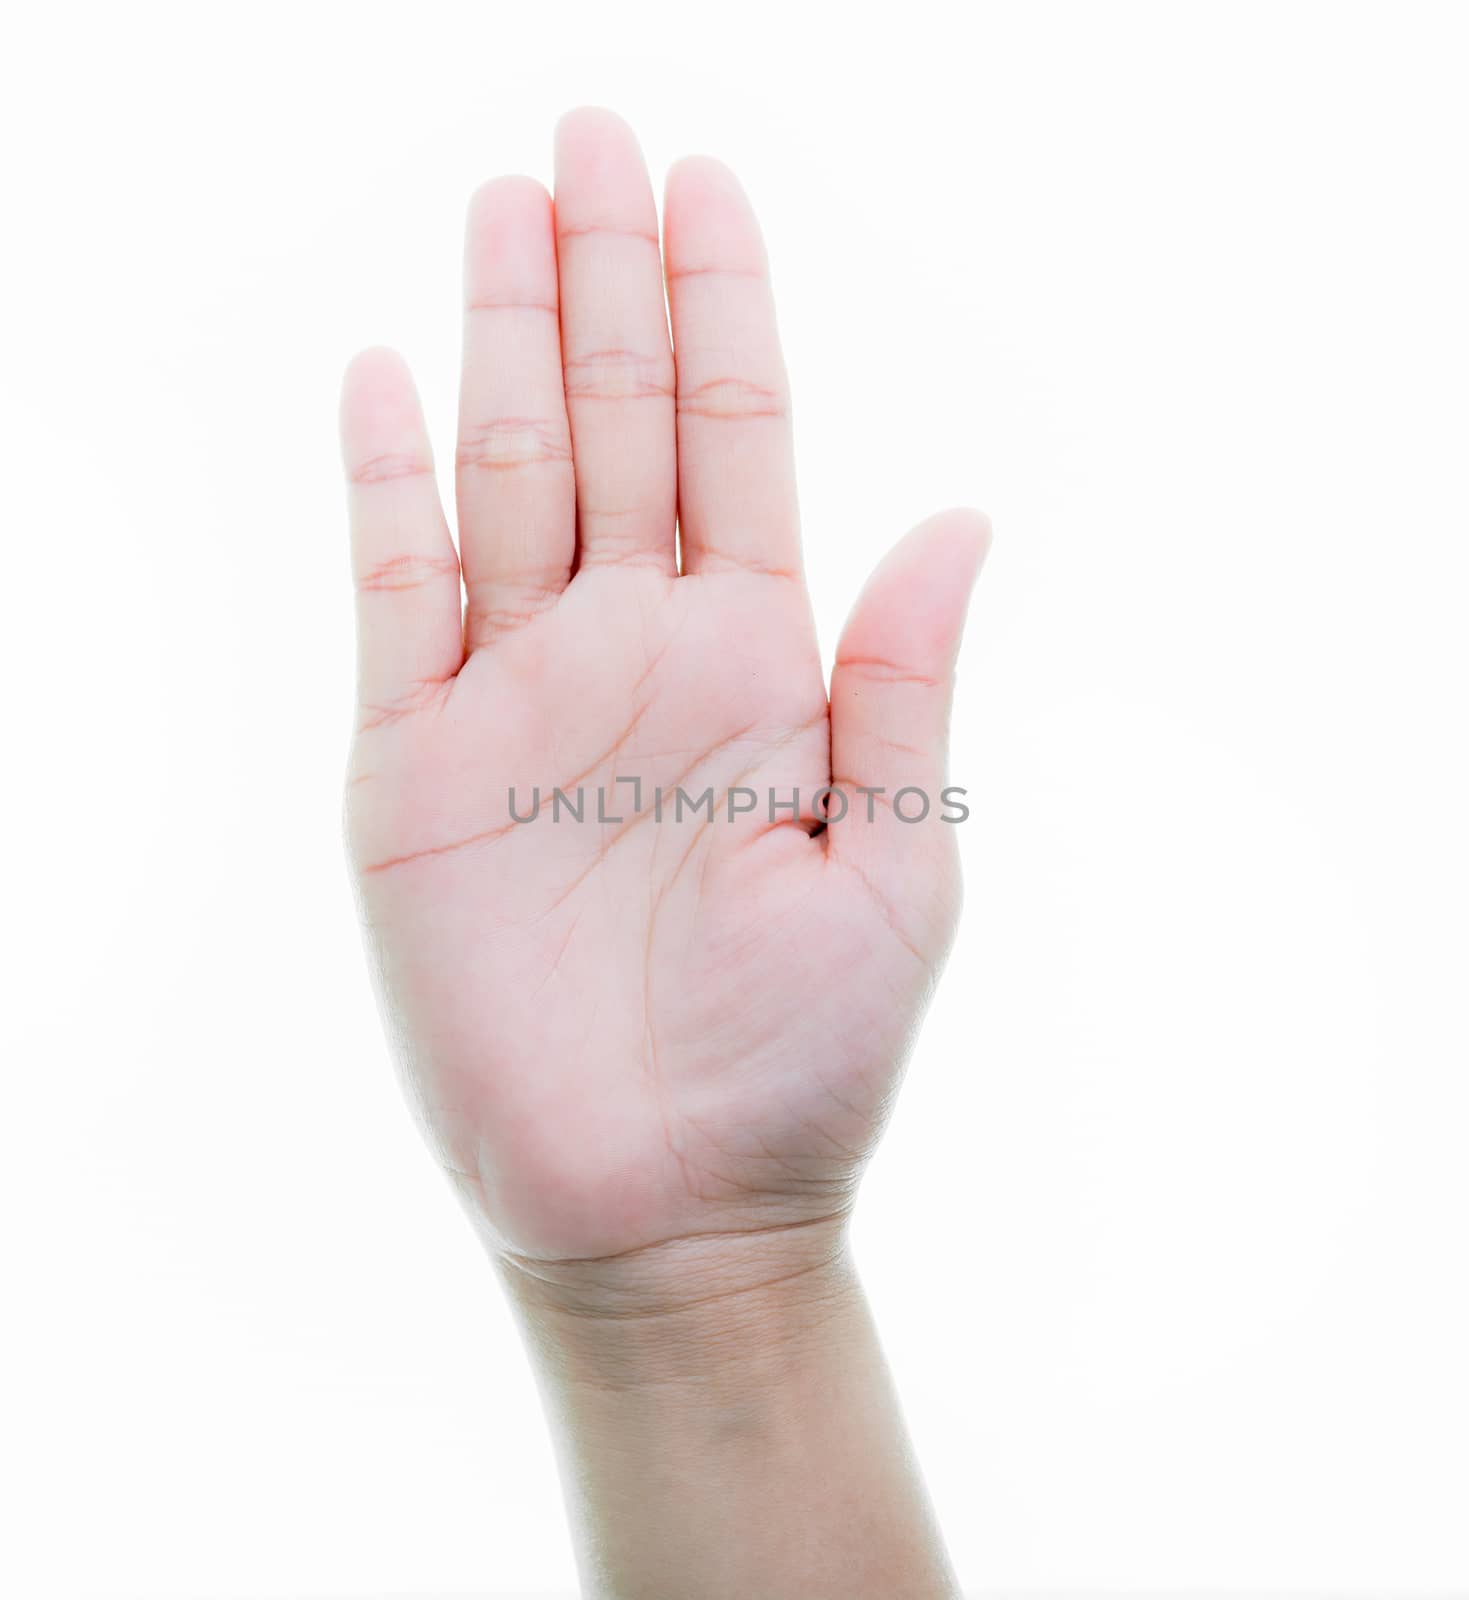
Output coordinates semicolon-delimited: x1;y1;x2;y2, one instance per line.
340;108;988;1297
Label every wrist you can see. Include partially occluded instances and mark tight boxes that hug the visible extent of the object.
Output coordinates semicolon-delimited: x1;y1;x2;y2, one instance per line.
495;1213;859;1389
496;1213;962;1600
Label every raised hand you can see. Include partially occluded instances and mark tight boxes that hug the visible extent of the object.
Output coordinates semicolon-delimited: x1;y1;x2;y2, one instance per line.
340;108;988;1297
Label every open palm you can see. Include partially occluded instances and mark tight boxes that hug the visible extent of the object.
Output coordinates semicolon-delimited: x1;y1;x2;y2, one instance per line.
341;110;987;1270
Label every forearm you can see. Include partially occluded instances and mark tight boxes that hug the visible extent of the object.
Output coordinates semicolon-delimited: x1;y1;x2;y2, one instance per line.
498;1219;960;1600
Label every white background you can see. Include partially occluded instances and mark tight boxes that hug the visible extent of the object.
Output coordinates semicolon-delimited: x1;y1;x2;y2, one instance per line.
5;3;1467;1596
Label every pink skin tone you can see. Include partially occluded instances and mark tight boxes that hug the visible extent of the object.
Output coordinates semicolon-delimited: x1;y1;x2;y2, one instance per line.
342;112;986;1278
341;107;988;1600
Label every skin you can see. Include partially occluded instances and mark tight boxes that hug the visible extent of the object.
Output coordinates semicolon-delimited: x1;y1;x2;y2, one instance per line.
340;108;988;1599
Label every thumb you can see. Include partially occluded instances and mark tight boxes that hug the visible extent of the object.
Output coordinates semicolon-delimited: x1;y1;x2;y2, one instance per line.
826;507;990;879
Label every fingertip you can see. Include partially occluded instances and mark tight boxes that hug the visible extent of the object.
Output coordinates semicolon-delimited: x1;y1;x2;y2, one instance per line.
905;508;991;656
556;103;627;135
554;105;640;165
339;347;429;475
906;507;993;584
341;344;410;403
664;152;744;201
863;508;992;605
662;155;768;279
463;177;557;308
840;508;992;675
466;173;552;224
553;107;658;229
663;155;755;231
